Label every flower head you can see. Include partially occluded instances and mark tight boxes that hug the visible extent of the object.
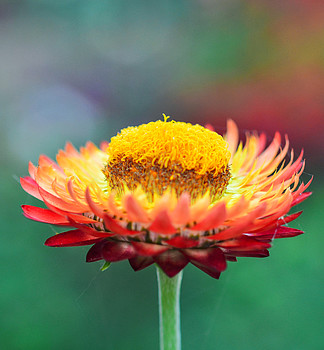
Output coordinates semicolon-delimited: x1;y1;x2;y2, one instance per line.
21;118;311;279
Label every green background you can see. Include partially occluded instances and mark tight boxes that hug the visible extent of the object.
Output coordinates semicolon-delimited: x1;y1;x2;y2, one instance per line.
1;1;323;349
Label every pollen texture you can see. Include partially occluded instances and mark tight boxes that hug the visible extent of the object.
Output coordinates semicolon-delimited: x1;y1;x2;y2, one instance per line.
103;119;231;200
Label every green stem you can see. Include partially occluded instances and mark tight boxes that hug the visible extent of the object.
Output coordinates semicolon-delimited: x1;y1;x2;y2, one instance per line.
156;267;183;350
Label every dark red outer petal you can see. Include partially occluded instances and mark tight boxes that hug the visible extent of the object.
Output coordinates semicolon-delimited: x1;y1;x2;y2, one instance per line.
149;210;177;235
103;214;142;236
129;256;155;271
45;229;101;247
224;249;270;258
182;248;227;272
86;241;106;262
131;241;169;256
22;205;70;225
190;262;221;279
165;236;200;248
101;241;136;262
154;250;189;277
225;256;237;262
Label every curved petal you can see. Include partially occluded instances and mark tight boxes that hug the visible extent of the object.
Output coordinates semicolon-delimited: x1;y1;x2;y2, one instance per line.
20;177;42;201
22;205;70;225
154;250;188;278
101;241;136;262
183;247;227;272
45;229;101;247
129;256;154;271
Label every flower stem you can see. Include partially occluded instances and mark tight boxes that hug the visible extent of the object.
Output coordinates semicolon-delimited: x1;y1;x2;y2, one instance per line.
156;267;183;350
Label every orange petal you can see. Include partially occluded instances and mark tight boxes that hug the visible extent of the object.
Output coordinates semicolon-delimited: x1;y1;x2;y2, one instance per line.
171;192;191;226
208;204;267;241
85;187;105;218
225;119;239;160
191;202;226;231
124;195;149;223
28;161;37;180
39;187;85;213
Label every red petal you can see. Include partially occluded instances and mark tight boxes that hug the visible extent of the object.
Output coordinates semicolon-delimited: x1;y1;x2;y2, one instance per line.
66;213;98;224
190;263;221;279
149;210;177;235
22;205;70;225
292;191;312;206
45;229;100;247
226;256;237;262
154;250;188;277
101;241;136;262
277;211;303;226
217;236;271;251
191;202;226;231
131;242;169;256
165;236;199;248
66;218;112;238
129;256;154;271
182;248;227;272
36;198;97;225
251;226;304;240
224;249;269;258
103;215;141;236
86;241;106;262
20;177;42;200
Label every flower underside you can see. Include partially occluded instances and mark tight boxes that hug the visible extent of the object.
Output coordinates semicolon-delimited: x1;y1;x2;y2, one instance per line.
20;118;312;279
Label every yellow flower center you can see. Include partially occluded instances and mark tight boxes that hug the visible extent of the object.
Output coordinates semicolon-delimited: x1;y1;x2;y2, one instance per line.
103;117;231;201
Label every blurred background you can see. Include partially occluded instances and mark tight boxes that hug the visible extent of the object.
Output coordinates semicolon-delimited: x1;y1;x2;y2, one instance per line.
1;0;323;349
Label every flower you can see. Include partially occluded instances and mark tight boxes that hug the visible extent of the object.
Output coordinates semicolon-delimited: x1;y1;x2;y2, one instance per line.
21;117;311;279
